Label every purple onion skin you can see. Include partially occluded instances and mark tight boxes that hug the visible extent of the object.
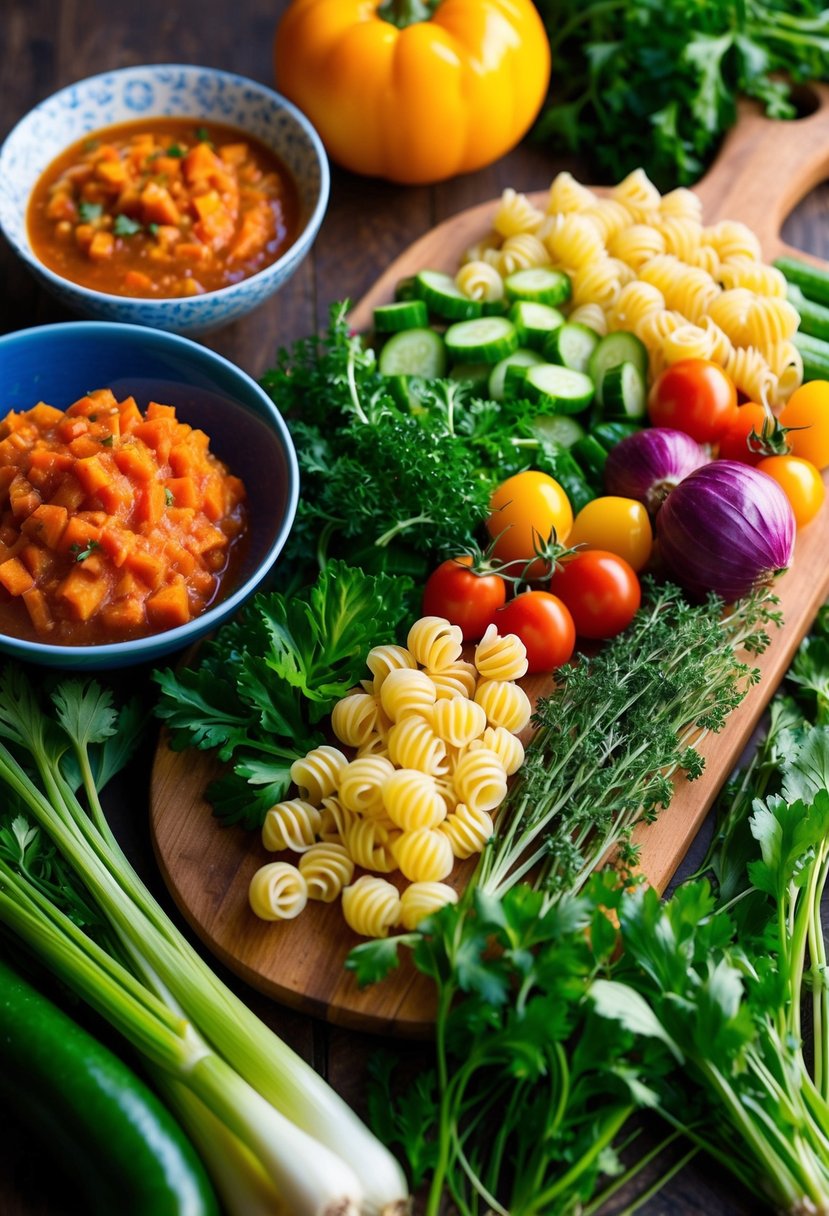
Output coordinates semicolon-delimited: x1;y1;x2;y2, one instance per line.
656;460;796;603
604;428;709;513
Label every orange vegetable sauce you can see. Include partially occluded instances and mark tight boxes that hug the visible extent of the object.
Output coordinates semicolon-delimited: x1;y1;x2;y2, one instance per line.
27;119;300;298
0;389;247;644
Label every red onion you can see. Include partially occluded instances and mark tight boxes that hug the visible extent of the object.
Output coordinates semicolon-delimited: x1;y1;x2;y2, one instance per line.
656;460;795;602
604;427;709;512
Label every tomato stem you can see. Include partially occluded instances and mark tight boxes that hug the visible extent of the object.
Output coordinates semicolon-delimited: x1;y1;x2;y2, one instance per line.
377;0;436;29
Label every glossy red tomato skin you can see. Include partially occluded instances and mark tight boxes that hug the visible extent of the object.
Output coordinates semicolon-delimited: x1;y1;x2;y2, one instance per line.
717;402;768;465
648;359;738;444
495;591;576;674
422;556;507;641
550;551;641;640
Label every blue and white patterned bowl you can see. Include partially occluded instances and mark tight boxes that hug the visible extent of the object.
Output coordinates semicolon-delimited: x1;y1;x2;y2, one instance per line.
0;65;330;335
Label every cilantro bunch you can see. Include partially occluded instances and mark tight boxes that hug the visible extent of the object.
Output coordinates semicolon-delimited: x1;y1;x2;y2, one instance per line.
533;0;829;188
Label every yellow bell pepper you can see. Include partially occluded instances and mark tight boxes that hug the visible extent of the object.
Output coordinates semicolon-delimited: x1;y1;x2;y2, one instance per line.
274;0;551;184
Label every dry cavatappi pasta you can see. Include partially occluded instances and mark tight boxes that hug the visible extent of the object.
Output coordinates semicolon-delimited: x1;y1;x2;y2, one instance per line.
248;615;532;936
456;167;802;406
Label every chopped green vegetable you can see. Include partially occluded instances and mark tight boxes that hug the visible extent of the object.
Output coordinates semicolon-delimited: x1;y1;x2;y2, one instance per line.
113;214;142;237
77;201;103;223
534;0;829;188
70;539;101;562
166;143;185;157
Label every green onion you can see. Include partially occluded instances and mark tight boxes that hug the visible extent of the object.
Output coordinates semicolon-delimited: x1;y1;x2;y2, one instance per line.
0;672;409;1216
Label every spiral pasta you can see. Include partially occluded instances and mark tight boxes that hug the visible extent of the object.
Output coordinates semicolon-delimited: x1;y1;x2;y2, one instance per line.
338;755;396;817
474;679;532;733
546;171;597;214
262;800;321;854
455;259;505;302
393;827;455;882
379;668;438;722
249;862;308;921
440;804;495;859
290;745;348;805
429;660;478;700
331;691;378;748
493;187;545;237
344;818;400;873
318;795;356;845
431;697;488;748
452;747;508;814
341;875;402;938
406;616;463;672
399;881;459;931
382;768;447;831
299;843;355;903
471;726;525;776
387;716;449;777
365;643;417;694
474;624;528;682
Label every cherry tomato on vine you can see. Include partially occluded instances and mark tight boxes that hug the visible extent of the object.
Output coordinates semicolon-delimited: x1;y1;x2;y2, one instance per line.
487;470;573;579
567;497;653;573
779;380;829;469
550;551;641;640
648;359;738;444
717;402;769;465
422;555;506;641
495;591;576;674
756;455;825;528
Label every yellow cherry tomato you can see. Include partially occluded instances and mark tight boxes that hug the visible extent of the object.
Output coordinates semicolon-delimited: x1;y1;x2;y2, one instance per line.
487;470;573;578
756;455;826;528
778;380;829;470
567;496;653;573
273;0;551;184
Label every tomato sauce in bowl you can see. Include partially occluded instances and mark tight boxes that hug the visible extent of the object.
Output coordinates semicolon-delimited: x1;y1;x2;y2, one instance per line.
27;119;300;299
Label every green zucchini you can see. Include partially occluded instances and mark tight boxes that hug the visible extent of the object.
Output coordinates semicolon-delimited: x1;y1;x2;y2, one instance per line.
0;955;218;1216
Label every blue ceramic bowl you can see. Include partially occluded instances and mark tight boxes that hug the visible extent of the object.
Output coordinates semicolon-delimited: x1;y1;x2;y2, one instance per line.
0;64;329;335
0;322;299;669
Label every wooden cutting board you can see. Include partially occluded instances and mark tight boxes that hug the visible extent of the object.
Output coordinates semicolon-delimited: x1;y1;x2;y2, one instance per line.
151;87;829;1037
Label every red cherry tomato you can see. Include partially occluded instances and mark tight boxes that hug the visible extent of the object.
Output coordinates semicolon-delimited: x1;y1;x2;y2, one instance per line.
422;556;507;641
717;402;768;465
648;359;738;444
550;551;641;639
495;591;576;674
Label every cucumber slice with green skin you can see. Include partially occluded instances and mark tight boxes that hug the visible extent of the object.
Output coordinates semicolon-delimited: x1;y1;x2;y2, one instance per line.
449;362;492;388
504;267;572;307
544;322;600;373
481;297;509;317
588;331;649;403
532;414;587;449
414;270;484;320
487;347;545;401
374;299;429;333
394;276;418;302
379;327;447;377
509;301;566;348
601;361;647;420
592;421;643;450
523;363;595;415
572;434;609;482
444;316;519;363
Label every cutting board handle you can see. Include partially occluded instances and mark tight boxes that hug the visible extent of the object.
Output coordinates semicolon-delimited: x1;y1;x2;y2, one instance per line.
694;82;829;262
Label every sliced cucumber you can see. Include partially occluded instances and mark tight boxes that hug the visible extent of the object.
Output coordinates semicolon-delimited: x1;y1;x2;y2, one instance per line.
588;331;649;404
504;267;572;307
481;297;509;317
444;316;519;363
449;362;492;389
394;276;418;302
572;434;609;482
544;322;600;373
378;327;447;378
601;361;647;420
523;364;595;415
592;421;643;450
374;299;429;333
414;270;483;321
487;348;545;401
532;414;587;449
509;301;566;348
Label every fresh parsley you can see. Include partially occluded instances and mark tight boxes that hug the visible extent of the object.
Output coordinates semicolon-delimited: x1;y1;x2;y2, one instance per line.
153;561;413;828
533;0;829;188
70;540;101;562
113;214;142;237
77;201;103;223
166;143;185;158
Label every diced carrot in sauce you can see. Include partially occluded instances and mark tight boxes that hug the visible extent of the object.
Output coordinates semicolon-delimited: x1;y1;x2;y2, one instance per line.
140;181;181;227
9;475;41;520
22;588;53;633
164;477;199;509
20;543;53;580
0;556;36;596
96;159;128;185
29;404;65;429
100;598;146;631
114;445;155;481
118;397;143;434
58;515;102;555
146;582;191;629
21;503;68;549
88;231;115;260
57;568;107;620
124;270;154;292
74;455;113;496
124;547;164;589
48;475;86;512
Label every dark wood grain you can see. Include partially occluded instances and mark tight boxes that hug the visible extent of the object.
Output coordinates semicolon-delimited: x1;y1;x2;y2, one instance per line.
0;2;827;1212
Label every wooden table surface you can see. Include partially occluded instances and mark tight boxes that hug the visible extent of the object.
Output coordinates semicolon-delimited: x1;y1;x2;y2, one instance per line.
1;2;828;1213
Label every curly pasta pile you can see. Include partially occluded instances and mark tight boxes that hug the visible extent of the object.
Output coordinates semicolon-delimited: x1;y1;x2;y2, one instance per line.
247;617;530;938
458;168;801;407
